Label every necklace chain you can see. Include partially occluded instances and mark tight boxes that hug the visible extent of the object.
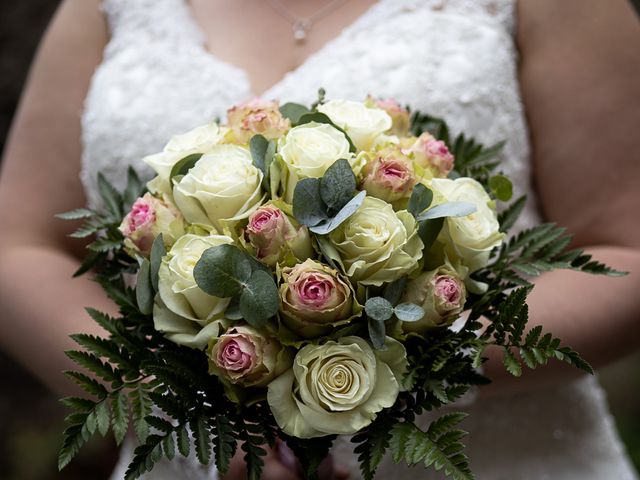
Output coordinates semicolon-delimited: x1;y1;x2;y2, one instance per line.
267;0;350;44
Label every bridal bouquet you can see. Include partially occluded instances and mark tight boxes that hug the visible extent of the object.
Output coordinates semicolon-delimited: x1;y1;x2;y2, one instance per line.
58;92;621;479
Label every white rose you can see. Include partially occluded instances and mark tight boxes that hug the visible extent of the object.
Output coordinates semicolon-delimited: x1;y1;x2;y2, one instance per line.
154;234;232;348
144;122;226;196
430;178;505;273
318;100;392;151
173;144;265;231
275;122;351;202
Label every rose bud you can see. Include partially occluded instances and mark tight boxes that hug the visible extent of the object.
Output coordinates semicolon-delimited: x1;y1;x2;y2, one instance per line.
226;98;290;145
119;193;185;257
361;148;416;204
243;204;314;268
279;259;360;339
365;95;411;137
208;325;291;390
406;133;454;178
401;266;467;332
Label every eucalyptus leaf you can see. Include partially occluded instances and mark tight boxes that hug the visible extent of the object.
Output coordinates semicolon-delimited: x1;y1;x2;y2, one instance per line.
239;270;279;327
292;178;328;227
418;218;445;252
368;317;386;350
394;303;425;322
365;296;394;322
224;296;243;321
309;190;366;235
320;159;356;214
407;184;433;217
193;245;252;298
262;141;277;191
383;277;408;306
489;174;513;201
249;135;269;175
149;234;166;293
279;102;310;124
136;259;154;315
169;153;203;185
416;201;476;221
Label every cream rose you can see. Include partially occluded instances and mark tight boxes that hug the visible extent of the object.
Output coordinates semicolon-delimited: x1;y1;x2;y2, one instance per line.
318;100;392;151
267;336;406;438
153;234;233;348
360;148;416;205
144;122;225;196
323;196;423;286
275;122;351;202
173;144;265;231
430;178;505;273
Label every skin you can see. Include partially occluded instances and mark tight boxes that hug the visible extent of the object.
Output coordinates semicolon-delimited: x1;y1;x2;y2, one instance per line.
0;0;638;477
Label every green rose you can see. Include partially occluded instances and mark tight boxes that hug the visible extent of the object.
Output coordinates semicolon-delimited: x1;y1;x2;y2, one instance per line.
279;259;361;339
273;122;351;203
144;122;226;197
153;234;232;348
267;336;406;438
323;196;423;286
430;178;505;273
173;144;266;232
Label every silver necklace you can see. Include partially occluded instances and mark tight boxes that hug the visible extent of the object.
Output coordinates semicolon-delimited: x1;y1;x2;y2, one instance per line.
266;0;350;44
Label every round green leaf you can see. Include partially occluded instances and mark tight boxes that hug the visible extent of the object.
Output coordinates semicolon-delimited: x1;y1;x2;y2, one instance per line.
193;245;252;298
249;134;269;175
169;153;203;185
136;259;154;315
394;303;425;322
149;234;166;293
416;201;476;221
239;270;279;327
279;102;311;124
320;159;356;214
309;190;366;235
368;317;386;350
489;174;513;201
365;296;394;322
407;184;433;217
292;178;328;227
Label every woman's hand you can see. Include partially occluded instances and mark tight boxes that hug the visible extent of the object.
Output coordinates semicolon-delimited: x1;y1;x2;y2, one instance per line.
220;440;350;480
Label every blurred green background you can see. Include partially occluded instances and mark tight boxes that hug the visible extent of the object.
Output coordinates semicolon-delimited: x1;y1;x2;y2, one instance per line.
0;1;638;479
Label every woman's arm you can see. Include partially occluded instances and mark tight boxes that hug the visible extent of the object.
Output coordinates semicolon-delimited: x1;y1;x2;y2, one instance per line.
0;0;112;395
483;0;640;388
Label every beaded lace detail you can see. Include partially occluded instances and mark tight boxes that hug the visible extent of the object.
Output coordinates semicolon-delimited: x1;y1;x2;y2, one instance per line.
85;1;637;478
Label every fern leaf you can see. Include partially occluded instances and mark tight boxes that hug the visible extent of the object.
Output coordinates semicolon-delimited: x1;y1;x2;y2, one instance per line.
192;416;212;465
213;415;236;474
111;390;129;446
64;371;108;399
131;384;151;442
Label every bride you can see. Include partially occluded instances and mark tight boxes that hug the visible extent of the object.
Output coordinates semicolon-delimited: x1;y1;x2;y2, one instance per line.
0;0;639;478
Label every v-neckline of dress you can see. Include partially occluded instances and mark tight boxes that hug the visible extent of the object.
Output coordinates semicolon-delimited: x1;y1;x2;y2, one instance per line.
179;0;386;98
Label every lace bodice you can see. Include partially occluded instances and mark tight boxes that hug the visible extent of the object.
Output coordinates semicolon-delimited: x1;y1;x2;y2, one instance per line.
85;0;637;479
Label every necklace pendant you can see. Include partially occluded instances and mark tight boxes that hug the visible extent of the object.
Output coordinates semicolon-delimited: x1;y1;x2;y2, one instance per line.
292;20;309;44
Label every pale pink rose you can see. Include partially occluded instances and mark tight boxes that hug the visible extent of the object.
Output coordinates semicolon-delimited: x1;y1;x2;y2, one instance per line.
407;133;454;178
243;205;313;267
226;98;290;144
119;193;185;257
365;95;411;136
361;148;416;203
279;259;358;338
401;267;467;332
434;274;464;313
209;325;290;388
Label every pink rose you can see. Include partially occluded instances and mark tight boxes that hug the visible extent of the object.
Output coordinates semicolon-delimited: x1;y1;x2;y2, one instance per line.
406;133;454;178
209;325;290;389
119;193;185;257
279;259;359;338
401;267;467;332
226;98;290;144
243;204;313;267
365;96;411;136
361;148;416;204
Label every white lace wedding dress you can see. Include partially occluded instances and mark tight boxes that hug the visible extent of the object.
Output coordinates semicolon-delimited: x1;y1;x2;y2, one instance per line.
82;0;638;478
